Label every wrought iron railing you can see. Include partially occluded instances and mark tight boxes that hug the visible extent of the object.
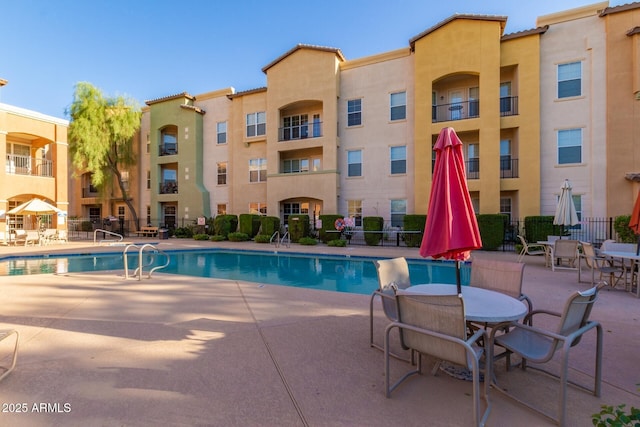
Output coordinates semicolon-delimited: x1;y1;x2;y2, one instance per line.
6;154;53;177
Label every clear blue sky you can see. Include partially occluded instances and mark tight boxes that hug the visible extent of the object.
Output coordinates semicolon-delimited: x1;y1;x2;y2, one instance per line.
0;0;624;119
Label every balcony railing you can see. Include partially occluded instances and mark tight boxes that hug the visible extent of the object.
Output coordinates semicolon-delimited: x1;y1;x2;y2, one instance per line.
500;158;519;178
278;121;323;141
500;96;519;117
466;159;479;179
6;154;53;177
432;100;479;123
82;186;99;198
159;181;178;194
159;143;178;156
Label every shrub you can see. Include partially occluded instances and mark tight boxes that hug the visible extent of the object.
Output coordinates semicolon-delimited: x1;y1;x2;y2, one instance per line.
476;214;505;251
81;221;93;232
298;236;318;246
523;216;558;243
210;235;226;242
403;214;426;248
318;215;344;243
239;214;261;237
174;227;194;238
228;232;249;242
327;239;347;247
214;214;238;238
254;234;271;243
193;233;210;241
363;216;384;246
287;214;310;242
614;215;636;243
259;216;280;237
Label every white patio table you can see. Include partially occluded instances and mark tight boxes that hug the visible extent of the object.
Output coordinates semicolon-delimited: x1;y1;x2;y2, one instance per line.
600;250;640;298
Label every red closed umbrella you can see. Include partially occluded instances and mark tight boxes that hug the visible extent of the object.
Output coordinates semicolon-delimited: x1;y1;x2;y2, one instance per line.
629;190;640;254
420;127;482;293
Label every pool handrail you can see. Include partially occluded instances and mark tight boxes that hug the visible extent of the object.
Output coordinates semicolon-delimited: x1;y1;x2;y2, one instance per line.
94;228;123;245
123;243;170;280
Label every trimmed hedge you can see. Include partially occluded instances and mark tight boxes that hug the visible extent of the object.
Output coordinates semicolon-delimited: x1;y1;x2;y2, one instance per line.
363;216;384;246
318;214;344;243
523;216;559;243
614;215;635;243
403;214;426;248
259;216;280;237
239;214;261;237
287;214;310;243
476;214;505;251
213;214;238;238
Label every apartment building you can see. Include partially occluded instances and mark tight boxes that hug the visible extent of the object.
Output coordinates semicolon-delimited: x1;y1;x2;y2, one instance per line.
0;96;69;242
114;2;640;230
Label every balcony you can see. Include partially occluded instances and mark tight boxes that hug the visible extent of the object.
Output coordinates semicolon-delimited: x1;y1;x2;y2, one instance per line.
159;181;178;194
500;96;519;117
466;159;479;179
82;185;99;198
159;143;178;156
500;158;519;178
6;154;53;177
278;121;323;142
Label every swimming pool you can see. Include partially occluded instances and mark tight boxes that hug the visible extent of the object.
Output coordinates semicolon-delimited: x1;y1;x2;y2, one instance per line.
0;249;470;295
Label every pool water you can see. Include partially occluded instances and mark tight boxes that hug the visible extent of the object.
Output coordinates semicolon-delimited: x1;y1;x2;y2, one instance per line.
0;249;470;295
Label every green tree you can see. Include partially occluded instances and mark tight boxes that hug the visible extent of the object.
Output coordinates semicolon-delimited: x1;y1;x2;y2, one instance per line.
68;82;142;230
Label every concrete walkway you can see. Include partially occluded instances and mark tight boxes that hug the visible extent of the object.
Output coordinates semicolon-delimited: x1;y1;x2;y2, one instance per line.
0;239;638;426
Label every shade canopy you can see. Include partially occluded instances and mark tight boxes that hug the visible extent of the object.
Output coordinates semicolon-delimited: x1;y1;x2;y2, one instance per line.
419;127;482;262
553;179;579;227
7;198;62;215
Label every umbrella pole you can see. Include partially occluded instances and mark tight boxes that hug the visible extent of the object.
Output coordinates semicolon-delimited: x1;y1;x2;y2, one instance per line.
456;260;462;295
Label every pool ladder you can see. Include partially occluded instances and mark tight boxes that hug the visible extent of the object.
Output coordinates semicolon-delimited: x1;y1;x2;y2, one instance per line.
123;243;170;280
270;230;290;248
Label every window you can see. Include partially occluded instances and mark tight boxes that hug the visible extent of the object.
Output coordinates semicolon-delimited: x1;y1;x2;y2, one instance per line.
500;82;512;113
467;144;479;178
217;162;227;185
312;114;321;137
120;171;129;191
217;204;227;215
390;146;406;175
390;199;406;228
249;203;266;215
500;140;511;171
249;158;267;182
557;129;582;164
282;114;308;140
469;87;479;118
500;197;512;221
347;150;362;177
312;158;321;171
217;122;227;144
390;92;406;121
558;62;581;98
163;205;176;228
347;200;362;227
246;112;266;137
161;127;177;155
146;206;151;226
283;158;309;174
118;206;125;221
572;195;582;226
146;170;151;190
89;207;101;223
347;99;362;127
283;202;301;223
146;133;150;153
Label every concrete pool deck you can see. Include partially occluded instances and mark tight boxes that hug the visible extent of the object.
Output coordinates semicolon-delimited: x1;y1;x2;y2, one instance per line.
0;238;638;426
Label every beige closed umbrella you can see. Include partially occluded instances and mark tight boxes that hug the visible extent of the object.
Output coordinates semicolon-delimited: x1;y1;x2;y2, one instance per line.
553;180;579;235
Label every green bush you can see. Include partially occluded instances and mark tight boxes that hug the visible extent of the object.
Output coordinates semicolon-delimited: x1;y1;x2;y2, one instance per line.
239;214;261;237
193;233;210;241
228;232;249;242
81;221;93;232
298;236;318;245
287;215;310;243
403;214;426;248
259;216;280;237
363;216;384;246
614;215;636;243
523;216;558;243
210;235;226;242
174;227;194;238
254;234;271;243
318;215;344;243
476;214;505;250
327;239;347;247
214;214;238;238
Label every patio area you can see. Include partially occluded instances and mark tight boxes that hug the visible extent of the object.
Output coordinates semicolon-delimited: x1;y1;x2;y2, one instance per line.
0;240;638;426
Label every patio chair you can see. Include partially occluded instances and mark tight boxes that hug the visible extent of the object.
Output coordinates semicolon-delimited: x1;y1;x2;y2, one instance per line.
489;283;604;426
549;240;580;271
370;257;412;361
385;293;490;427
470;258;532;313
0;329;19;382
579;242;625;288
516;235;546;263
25;231;40;246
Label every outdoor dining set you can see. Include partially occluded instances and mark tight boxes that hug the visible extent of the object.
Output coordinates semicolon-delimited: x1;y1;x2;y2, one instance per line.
369;256;604;427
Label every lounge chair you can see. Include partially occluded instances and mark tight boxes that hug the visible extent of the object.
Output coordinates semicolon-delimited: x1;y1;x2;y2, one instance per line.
0;329;19;382
579;242;625;288
516;235;546;263
549;240;580;271
369;257;412;361
25;231;40;246
385;293;491;427
489;283;604;426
